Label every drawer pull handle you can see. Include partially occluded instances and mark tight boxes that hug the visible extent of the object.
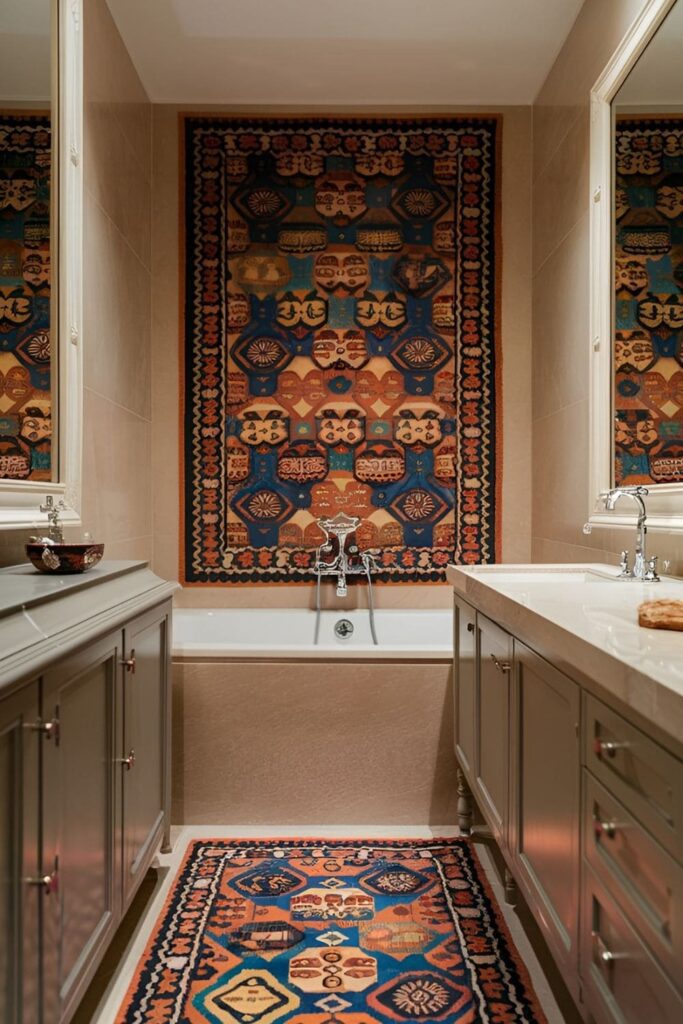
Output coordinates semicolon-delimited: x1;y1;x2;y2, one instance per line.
594;819;617;840
594;738;628;759
489;653;511;674
116;748;135;771
25;869;58;895
592;931;619;969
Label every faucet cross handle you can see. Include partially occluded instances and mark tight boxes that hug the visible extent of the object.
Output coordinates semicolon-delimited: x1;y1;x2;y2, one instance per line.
39;495;67;543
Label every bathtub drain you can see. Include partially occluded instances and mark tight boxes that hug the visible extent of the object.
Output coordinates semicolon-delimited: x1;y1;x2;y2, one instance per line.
334;619;354;639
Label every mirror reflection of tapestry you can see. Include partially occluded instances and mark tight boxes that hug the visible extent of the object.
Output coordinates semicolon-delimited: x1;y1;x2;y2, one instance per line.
0;112;52;481
182;117;500;585
614;116;683;485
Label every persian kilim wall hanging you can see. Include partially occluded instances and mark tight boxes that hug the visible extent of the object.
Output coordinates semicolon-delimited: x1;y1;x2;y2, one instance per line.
116;838;547;1023
0;113;52;481
615;117;683;485
182;117;500;585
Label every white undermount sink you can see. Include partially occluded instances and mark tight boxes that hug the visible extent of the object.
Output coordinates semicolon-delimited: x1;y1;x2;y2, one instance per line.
463;564;621;585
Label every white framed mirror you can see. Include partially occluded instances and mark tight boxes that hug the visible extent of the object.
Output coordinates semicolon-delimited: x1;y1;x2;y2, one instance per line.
0;0;82;530
589;0;683;531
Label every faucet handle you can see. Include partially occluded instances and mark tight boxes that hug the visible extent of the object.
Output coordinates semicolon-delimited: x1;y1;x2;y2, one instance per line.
618;550;632;578
644;555;660;582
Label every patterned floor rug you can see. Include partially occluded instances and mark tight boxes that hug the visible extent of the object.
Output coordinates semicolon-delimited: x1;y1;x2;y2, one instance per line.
116;839;546;1023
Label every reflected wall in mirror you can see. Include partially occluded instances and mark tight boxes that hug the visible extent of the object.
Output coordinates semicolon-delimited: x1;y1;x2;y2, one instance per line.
613;0;683;488
0;0;54;482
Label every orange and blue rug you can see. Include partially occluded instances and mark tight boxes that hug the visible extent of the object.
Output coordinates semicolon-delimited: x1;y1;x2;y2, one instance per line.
116;839;546;1023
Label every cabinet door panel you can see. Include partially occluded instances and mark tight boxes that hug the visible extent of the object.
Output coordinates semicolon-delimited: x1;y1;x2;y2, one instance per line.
476;615;511;844
122;608;169;909
0;685;39;1024
454;597;476;779
512;642;580;987
42;634;119;1024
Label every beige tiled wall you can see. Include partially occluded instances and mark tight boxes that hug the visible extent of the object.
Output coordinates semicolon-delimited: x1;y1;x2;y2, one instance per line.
531;0;683;575
78;0;153;560
0;0;153;568
152;105;533;605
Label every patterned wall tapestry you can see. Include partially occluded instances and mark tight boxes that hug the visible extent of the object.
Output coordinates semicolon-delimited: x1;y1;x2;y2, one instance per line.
614;117;683;485
0;113;52;481
182;117;499;585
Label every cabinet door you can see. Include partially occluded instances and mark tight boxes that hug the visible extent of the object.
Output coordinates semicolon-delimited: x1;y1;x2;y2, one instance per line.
476;615;512;845
121;605;169;910
511;641;580;991
0;684;40;1024
42;633;120;1024
454;597;477;780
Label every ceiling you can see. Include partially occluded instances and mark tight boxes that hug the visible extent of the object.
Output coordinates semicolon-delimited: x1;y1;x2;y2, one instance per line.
105;0;585;106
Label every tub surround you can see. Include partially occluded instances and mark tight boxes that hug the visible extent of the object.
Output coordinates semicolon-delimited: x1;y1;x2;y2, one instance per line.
447;561;683;745
173;607;452;659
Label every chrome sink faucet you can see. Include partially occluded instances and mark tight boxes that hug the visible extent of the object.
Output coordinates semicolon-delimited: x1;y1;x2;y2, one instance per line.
603;486;659;582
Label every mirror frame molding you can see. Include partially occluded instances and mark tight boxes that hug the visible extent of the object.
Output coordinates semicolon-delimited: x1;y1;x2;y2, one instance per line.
0;0;83;531
588;0;682;532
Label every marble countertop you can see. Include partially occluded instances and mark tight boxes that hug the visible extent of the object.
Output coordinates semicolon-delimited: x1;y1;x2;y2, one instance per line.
446;563;683;749
0;560;144;619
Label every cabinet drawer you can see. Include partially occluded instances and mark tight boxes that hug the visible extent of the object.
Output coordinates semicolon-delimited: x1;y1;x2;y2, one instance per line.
582;865;683;1024
584;770;682;991
585;694;683;862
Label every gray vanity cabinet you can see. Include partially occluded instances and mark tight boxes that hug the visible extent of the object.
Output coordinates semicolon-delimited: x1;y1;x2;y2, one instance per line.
121;606;169;910
0;682;40;1024
41;632;121;1024
0;561;176;1024
475;614;512;845
453;597;476;778
510;641;581;995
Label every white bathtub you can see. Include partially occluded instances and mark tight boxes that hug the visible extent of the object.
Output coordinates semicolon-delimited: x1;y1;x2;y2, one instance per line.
172;607;453;660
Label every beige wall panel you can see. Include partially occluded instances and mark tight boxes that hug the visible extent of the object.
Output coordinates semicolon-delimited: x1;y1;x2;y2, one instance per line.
172;660;456;825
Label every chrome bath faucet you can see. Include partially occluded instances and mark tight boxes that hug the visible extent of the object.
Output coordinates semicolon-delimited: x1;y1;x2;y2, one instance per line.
312;513;379;645
603;486;659;582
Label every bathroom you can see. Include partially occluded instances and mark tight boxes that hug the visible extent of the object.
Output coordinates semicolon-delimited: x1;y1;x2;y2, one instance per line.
0;0;682;1021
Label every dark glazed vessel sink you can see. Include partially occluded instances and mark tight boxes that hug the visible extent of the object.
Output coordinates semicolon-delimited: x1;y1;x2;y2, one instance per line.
25;543;105;574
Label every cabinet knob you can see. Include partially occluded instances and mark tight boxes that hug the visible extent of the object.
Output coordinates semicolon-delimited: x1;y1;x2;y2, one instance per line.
466;622;475;633
489;653;511;674
120;650;136;674
117;748;136;771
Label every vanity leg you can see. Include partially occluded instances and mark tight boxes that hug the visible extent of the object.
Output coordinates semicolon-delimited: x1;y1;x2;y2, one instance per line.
504;867;518;907
457;767;473;836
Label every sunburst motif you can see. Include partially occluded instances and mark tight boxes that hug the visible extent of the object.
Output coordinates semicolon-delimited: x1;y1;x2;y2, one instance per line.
247;491;283;519
402;490;436;521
